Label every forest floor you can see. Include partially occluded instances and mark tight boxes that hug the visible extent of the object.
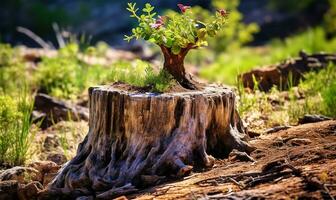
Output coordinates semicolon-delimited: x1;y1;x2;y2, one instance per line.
0;46;335;200
127;120;336;200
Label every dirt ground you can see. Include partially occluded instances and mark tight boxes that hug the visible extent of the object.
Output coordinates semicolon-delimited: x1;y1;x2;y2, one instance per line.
127;120;336;200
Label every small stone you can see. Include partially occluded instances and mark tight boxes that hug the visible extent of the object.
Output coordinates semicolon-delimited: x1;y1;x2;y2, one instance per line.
17;181;43;200
28;161;60;186
28;161;60;174
43;134;59;150
288;138;312;146
0;166;42;184
0;180;19;200
247;130;261;138
228;150;256;162
46;153;67;165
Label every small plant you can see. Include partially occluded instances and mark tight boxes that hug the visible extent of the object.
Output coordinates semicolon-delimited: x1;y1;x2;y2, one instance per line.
12;89;35;165
166;0;259;52
105;60;173;92
0;89;35;166
34;48;86;99
322;82;336;116
144;67;173;92
0;95;20;164
0;44;28;94
125;3;228;89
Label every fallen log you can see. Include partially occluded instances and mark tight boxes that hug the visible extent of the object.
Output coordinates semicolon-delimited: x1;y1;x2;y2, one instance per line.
298;114;332;124
34;93;89;129
42;84;254;199
239;51;336;92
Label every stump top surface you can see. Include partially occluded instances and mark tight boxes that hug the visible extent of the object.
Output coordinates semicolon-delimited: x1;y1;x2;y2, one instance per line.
90;84;234;98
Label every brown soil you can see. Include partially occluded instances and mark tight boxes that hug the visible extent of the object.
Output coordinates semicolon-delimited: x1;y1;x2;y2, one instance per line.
110;79;205;94
127;120;336;200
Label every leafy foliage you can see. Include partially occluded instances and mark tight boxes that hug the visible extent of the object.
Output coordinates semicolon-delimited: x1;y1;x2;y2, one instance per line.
167;0;259;52
35;47;86;99
125;2;228;55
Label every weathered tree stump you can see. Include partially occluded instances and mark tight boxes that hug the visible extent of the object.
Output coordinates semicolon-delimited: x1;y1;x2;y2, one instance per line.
44;85;254;199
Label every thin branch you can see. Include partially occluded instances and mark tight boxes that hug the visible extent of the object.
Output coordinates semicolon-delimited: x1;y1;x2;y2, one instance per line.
159;45;170;57
17;26;54;49
52;23;65;48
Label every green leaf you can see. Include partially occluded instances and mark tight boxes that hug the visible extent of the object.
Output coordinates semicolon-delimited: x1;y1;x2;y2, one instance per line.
171;45;181;55
145;3;154;11
197;28;207;39
148;38;156;43
166;38;173;48
196;40;208;47
207;30;216;37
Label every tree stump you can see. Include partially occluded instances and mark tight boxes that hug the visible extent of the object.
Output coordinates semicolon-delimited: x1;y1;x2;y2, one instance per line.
44;85;254;199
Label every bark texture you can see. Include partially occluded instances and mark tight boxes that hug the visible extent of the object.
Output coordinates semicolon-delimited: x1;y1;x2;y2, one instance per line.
160;45;198;90
44;85;253;199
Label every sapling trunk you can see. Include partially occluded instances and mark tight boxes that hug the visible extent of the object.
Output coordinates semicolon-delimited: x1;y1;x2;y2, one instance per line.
160;45;197;90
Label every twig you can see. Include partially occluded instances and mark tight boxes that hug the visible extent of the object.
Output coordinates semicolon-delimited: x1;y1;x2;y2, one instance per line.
323;185;335;200
194;171;260;186
228;177;244;189
52;23;65;48
17;26;54;49
273;174;293;183
244;170;293;187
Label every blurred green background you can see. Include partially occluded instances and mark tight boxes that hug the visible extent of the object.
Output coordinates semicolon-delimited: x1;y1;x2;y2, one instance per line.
1;0;334;46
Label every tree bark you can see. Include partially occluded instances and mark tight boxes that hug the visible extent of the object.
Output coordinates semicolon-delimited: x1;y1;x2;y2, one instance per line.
160;45;198;90
42;85;254;200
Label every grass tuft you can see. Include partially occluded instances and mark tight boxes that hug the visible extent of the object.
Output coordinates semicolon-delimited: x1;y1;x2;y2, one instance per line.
0;89;35;166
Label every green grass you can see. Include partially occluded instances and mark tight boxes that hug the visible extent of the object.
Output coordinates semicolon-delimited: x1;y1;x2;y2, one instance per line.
0;44;29;94
200;27;336;85
0;44;38;165
0;89;35;166
293;63;336;118
12;89;35;166
322;82;336;117
97;59;173;92
33;43;173;99
238;63;336;131
35;55;86;99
